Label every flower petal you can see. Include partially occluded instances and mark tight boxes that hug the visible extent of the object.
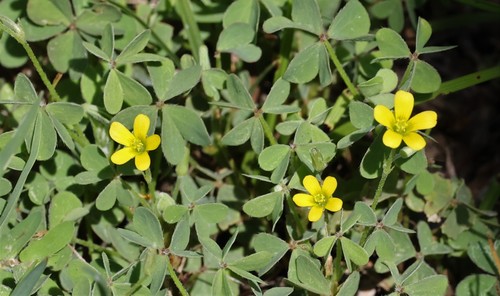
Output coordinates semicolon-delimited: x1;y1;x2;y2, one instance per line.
394;90;414;121
374;105;395;128
135;152;151;171
325;197;343;212
303;175;321;196
322;176;337;197
382;129;403;148
403;132;427;151
407;111;437;132
308;206;324;222
133;114;150;140
110;122;135;146
111;147;136;165
293;194;315;207
145;134;161;151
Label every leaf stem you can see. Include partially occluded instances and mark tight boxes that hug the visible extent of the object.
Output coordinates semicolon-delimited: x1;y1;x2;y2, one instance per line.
258;114;278;146
331;240;343;294
359;148;396;246
167;258;189;296
323;40;358;97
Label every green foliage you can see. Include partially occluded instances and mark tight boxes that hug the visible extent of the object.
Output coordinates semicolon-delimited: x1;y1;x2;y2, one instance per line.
0;0;498;295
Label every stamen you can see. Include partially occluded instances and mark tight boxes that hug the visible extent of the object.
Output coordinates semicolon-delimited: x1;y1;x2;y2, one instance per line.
393;118;408;135
132;138;145;153
313;194;327;206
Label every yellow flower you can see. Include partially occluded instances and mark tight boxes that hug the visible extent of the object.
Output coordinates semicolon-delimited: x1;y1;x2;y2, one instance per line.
374;90;437;151
293;175;343;222
109;114;161;171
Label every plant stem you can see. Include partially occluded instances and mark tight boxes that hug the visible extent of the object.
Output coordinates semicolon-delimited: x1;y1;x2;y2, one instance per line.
167;258;189;296
359;149;396;246
323;40;358;97
175;0;203;62
258;114;277;146
285;192;305;236
331;240;343;295
0;22;61;102
371;149;396;211
73;238;124;260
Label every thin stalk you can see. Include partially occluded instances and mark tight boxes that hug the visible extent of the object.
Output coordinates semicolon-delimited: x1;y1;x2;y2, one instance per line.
285;192;305;236
258;114;277;146
323;40;359;97
167;258;189;296
73;238;124;260
107;0;180;66
359;149;396;246
0;22;60;102
175;0;203;62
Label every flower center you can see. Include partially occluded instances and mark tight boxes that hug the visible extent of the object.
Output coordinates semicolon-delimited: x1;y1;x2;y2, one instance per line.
313;193;327;206
131;138;146;153
393;118;408;135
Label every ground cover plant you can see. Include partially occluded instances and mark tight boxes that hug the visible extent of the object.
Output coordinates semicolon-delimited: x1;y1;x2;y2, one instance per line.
1;0;499;295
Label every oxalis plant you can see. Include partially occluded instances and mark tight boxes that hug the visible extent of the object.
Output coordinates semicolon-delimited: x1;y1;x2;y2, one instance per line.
0;0;499;295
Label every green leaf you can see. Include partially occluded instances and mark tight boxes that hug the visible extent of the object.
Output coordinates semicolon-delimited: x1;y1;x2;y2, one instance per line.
468;241;500;275
423;174;454;217
262;79;293;113
37;110;56;161
291;0;323;35
456;274;497;296
295;255;330;295
253;233;289;275
161;107;186;165
47;30;87;74
11;259;47;296
403;275;448;296
396;149;427;175
195;203;229;223
349;101;374;129
375;28;411;59
163;205;188;224
115;70;152;107
164;65;202;101
416;171;435;195
376;68;399;93
19;221;75;262
80;144;109;171
164;105;211;146
223;0;260;30
337;271;360;296
243;191;282;218
415;17;432;52
295;142;336;172
337;127;371;149
340;237;369;270
45;102;84;125
170;216;190;252
283;42;321;84
251;118;264;153
27;0;72;26
118;229;155;248
328;0;370;40
0;209;42;260
103;69;123;114
230;251;274;271
358;76;383;97
258;144;291;171
75;4;121;36
14;73;38;103
221;117;256;146
0;178;12;196
213;269;234;296
115;30;151;65
226;74;256;110
263;16;310;34
96;179;120;211
382;198;403;226
82;41;110;61
49;191;83;228
217;23;260;63
263;287;294;296
147;58;175;100
133;207;164;249
411;60;441;93
313;236;337;257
